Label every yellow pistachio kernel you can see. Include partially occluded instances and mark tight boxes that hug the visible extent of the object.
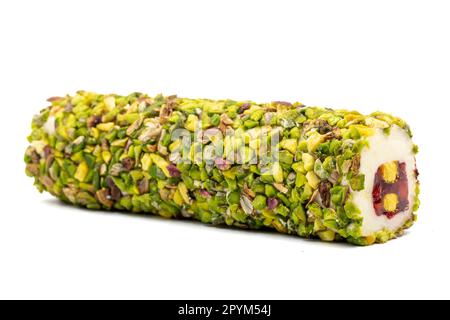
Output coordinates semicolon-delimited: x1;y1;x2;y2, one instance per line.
104;96;116;110
74;161;89;182
149;154;170;177
306;133;323;152
185;114;198;132
302;153;315;171
91;127;100;139
381;161;398;183
306;171;320;189
272;162;284;183
383;193;398;212
97;122;115;132
173;189;184;206
365;235;376;245
280;139;298;154
354;125;375;137
169;140;181;152
178;182;190;204
272;220;288;233
140;153;152;171
101;150;112;164
317;230;336;242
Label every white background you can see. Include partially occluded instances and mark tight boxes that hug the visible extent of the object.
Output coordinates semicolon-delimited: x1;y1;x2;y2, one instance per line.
0;0;449;299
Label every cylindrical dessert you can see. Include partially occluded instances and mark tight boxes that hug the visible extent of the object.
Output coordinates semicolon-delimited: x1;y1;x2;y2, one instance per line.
25;91;420;245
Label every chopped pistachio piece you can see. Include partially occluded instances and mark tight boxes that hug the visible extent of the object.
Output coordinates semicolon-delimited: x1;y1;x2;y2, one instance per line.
280;139;298;154
272;162;284;183
178;182;190;204
97;122;115;132
140;153;152;171
302;153;315;171
185;114;198;132
149;154;170;177
74;162;89;182
306;133;323;152
306;171;320;189
252;195;267;210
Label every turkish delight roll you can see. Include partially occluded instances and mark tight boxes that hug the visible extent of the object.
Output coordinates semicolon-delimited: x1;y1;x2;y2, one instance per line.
24;91;420;245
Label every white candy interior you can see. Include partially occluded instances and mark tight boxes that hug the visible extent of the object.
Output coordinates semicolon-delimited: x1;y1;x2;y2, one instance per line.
352;125;416;236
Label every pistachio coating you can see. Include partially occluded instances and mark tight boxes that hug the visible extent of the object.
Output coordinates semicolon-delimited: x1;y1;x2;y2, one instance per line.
25;91;420;245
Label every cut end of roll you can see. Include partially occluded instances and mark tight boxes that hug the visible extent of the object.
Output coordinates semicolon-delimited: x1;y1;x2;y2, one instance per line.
352;125;418;238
